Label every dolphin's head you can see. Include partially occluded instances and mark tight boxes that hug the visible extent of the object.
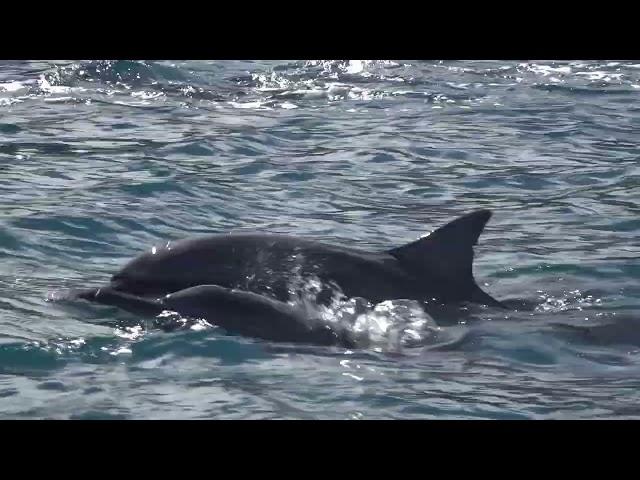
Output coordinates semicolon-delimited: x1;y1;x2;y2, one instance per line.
109;242;189;296
110;270;151;295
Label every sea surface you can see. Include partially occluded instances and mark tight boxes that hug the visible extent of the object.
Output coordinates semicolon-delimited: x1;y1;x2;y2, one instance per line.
0;60;639;419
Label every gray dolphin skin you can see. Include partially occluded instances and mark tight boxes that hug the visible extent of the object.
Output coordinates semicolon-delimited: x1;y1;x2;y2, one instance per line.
107;209;503;309
73;285;355;347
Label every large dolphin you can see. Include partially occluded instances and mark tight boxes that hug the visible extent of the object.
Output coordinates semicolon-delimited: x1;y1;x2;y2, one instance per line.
103;209;503;310
71;285;356;347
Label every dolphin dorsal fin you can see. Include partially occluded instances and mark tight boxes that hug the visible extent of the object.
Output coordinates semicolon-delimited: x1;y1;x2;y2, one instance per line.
388;209;492;286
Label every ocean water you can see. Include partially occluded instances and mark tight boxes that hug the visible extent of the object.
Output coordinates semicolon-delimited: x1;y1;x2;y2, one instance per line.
0;60;639;419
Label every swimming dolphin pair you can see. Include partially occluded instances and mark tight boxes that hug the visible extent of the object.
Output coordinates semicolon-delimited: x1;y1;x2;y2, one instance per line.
67;209;504;346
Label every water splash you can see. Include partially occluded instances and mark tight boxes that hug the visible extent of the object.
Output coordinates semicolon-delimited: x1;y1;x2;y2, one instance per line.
535;289;602;313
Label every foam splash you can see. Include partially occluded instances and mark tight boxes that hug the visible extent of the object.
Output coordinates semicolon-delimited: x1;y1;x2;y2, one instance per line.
0;81;27;93
535;289;602;313
150;310;214;333
284;275;441;350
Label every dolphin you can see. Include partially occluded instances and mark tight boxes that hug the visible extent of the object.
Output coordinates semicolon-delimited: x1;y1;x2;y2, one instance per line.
70;285;356;348
102;209;503;310
102;210;504;308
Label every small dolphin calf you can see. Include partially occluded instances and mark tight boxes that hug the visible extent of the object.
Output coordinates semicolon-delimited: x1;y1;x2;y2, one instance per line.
106;209;504;309
72;285;355;347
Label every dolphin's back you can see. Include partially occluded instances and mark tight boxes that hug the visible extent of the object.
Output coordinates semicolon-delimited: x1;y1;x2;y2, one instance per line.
114;232;410;301
164;284;355;346
111;211;503;307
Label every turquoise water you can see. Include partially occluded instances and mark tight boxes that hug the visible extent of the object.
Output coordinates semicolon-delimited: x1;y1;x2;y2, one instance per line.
1;60;639;419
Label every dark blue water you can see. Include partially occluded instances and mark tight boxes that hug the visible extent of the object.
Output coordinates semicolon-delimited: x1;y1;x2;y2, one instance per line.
1;60;639;419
